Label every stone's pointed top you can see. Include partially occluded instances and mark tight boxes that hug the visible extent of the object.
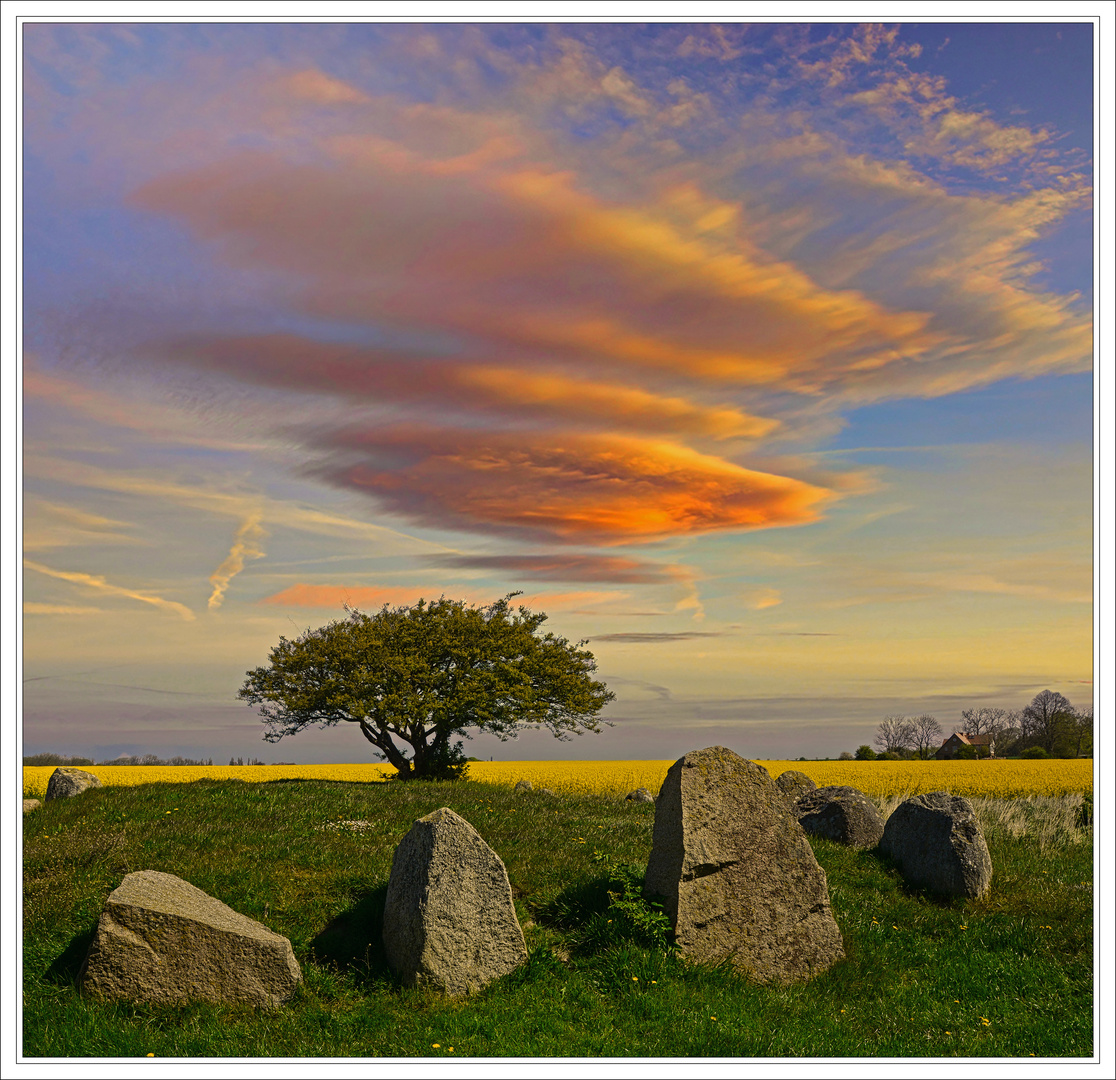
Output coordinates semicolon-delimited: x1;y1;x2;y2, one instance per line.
646;745;844;985
419;806;468;826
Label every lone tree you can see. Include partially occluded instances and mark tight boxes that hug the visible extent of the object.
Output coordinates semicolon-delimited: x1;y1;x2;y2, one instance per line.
239;594;615;780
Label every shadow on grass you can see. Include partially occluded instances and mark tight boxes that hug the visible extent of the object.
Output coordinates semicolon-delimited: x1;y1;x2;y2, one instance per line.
45;922;98;987
866;848;972;908
309;883;394;984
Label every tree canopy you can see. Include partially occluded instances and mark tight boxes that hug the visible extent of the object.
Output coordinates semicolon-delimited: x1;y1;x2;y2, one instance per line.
239;594;615;780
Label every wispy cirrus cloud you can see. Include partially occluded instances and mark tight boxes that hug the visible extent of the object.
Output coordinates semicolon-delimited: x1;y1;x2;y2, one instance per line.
427;553;685;584
207;514;267;609
24;559;195;620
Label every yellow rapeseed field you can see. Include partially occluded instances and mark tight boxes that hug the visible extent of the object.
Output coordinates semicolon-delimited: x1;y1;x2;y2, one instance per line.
23;758;1092;800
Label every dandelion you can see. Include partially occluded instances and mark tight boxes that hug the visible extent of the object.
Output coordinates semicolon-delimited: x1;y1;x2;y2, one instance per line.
447;1047;454;1052
710;1016;717;1021
893;925;898;929
432;1043;440;1048
632;976;639;982
981;1018;991;1026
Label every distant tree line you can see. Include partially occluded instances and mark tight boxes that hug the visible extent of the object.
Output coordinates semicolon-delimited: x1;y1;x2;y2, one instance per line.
841;689;1093;762
23;752;216;766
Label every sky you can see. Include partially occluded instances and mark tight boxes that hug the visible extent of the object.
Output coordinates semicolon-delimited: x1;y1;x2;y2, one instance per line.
15;15;1104;765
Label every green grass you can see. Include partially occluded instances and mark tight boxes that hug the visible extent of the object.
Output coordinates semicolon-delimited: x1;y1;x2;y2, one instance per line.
23;778;1093;1058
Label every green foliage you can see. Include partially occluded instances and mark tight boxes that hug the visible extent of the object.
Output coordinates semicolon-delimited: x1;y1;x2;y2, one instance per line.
239;594;614;780
854;745;876;761
954;745;978;760
1021;746;1050;760
878;751;900;761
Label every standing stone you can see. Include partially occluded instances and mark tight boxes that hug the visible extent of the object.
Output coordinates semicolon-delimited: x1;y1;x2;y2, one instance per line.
513;780;533;793
383;807;527;996
45;768;103;800
774;770;817;803
795;786;885;849
644;747;844;985
80;871;301;1007
879;792;992;898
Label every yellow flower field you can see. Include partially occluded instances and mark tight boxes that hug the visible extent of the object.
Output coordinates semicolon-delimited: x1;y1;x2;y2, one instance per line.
22;758;1092;800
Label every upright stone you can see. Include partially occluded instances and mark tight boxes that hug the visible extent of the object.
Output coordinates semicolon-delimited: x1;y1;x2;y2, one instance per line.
795;785;885;849
879;792;992;898
80;871;301;1006
644;747;844;985
383;807;527;996
45;768;103;800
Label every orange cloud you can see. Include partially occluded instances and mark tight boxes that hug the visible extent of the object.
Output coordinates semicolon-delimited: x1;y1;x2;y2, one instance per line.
314;427;832;544
155;333;777;439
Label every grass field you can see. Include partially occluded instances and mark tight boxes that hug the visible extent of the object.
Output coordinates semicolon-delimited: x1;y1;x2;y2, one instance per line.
22;773;1093;1059
22;756;1095;800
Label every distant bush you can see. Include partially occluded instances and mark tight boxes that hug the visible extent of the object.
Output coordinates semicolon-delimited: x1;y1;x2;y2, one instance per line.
101;754;215;766
838;751;854;761
854;745;876;761
953;745;978;760
1020;746;1050;760
22;753;94;767
878;751;901;761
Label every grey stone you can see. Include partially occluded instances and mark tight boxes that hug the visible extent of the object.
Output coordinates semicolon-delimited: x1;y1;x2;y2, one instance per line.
80;871;301;1007
644;747;844;985
774;770;816;803
625;787;655;803
23;799;42;814
795;786;885;849
45;768;103;800
513;780;533;793
879;791;992;898
537;788;557;797
383;807;527;996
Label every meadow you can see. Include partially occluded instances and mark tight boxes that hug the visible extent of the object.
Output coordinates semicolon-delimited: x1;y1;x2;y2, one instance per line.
21;763;1094;1059
22;756;1094;800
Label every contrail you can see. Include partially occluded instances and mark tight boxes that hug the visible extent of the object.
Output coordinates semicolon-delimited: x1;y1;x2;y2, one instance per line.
23;560;196;621
207;514;267;609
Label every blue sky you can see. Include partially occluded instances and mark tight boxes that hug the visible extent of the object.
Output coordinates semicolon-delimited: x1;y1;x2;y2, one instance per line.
16;15;1103;764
